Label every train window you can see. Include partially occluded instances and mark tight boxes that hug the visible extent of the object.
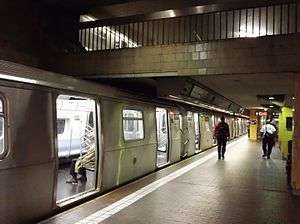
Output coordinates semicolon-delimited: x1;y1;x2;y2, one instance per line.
57;119;66;134
123;109;144;141
0;99;6;159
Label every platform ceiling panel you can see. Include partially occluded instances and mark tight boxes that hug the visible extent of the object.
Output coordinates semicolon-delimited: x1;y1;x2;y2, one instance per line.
194;73;294;108
80;0;300;21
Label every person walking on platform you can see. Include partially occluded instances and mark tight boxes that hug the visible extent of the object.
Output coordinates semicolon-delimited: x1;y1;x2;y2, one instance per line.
214;116;230;160
260;120;277;159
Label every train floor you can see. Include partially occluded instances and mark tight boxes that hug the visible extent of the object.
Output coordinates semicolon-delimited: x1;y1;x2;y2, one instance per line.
40;136;300;224
57;166;96;201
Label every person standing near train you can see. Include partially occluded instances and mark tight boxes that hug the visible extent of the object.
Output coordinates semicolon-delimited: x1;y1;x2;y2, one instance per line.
214;116;230;160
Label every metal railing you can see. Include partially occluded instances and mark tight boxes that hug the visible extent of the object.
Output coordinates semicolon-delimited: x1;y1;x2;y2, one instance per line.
79;3;300;51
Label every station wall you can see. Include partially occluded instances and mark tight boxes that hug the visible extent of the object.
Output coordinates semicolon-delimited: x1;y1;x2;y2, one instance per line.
58;34;300;78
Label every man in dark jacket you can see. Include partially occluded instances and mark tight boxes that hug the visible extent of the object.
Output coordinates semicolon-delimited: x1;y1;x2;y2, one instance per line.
214;116;230;160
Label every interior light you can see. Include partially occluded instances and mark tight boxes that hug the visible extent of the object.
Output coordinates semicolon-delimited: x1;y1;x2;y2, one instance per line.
268;96;275;100
0;73;38;84
269;105;274;108
293;96;296;100
168;95;181;99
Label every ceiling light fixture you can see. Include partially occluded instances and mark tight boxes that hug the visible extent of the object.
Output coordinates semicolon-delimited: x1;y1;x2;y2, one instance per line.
268;96;275;100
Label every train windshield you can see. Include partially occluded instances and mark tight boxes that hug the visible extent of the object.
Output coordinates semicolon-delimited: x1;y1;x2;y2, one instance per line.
55;95;98;204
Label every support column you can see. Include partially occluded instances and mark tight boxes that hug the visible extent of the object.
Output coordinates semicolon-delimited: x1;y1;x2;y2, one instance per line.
278;107;293;159
292;75;300;191
249;110;258;141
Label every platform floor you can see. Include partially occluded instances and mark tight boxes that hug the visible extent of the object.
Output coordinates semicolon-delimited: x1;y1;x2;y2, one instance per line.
41;137;300;224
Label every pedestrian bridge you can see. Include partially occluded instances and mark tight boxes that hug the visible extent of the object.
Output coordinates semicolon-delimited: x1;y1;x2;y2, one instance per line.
58;2;300;78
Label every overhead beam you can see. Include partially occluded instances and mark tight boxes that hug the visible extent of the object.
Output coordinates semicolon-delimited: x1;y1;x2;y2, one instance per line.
82;0;299;22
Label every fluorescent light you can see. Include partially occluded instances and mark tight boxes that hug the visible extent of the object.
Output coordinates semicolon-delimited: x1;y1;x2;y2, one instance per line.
268;96;275;100
269;105;274;108
0;73;38;84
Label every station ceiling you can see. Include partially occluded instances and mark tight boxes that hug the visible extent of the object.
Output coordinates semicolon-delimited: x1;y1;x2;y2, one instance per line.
42;0;299;18
193;73;295;109
40;0;138;13
88;0;296;21
100;72;294;112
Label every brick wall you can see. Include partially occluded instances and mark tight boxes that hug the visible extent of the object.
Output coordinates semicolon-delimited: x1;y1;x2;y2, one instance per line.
59;34;300;77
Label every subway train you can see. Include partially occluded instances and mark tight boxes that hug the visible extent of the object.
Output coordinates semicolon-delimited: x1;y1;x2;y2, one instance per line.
0;60;248;224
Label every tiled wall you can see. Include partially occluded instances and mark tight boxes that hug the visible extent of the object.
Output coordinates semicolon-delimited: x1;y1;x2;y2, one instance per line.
60;34;300;78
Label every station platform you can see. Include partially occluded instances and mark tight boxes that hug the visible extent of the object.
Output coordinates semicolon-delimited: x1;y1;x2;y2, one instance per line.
40;136;300;224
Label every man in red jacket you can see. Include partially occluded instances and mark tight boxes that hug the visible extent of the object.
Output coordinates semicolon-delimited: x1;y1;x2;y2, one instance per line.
214;116;230;160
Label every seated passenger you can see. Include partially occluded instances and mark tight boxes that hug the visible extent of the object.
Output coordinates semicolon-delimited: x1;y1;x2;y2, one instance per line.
66;145;95;184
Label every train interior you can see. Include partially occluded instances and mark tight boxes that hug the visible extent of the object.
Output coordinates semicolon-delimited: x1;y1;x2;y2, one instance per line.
55;95;98;203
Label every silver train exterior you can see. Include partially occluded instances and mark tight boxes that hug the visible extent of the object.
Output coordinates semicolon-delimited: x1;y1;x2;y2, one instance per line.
0;60;248;224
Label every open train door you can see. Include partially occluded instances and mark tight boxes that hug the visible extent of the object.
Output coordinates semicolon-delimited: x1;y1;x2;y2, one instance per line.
55;94;99;206
156;107;170;167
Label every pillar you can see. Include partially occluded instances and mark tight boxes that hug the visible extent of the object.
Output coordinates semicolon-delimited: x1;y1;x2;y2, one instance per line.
292;75;300;191
249;110;258;141
278;107;293;159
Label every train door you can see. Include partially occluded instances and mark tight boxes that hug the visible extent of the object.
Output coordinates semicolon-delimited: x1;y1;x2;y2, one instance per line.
186;111;196;156
179;114;186;158
194;113;201;153
235;119;239;137
168;112;182;163
211;115;216;145
156;108;169;167
239;119;243;135
55;95;99;205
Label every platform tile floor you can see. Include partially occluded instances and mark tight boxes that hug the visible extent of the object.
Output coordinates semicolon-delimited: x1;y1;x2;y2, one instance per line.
42;137;300;224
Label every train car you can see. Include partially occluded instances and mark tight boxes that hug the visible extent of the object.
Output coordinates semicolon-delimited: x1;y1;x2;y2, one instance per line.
0;60;248;224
